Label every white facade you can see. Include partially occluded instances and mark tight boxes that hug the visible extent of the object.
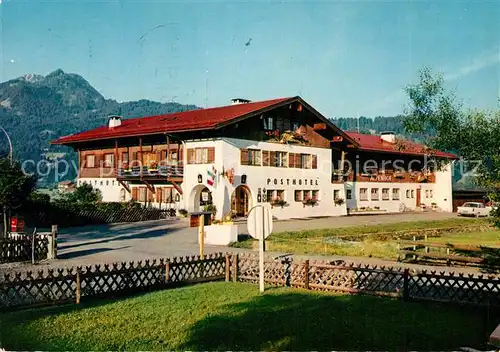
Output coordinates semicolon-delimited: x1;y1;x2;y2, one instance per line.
78;178;128;202
182;138;347;220
345;163;453;213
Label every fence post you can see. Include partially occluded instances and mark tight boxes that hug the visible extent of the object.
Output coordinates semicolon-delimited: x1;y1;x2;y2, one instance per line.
225;253;231;282
76;268;81;304
232;254;238;282
403;268;410;301
304;260;310;290
165;261;170;284
51;225;58;259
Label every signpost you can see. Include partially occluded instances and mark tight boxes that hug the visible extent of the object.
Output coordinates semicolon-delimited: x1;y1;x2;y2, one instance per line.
247;204;273;293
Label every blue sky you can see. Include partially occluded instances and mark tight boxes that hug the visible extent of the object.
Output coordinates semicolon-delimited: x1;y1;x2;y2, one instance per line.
1;0;499;117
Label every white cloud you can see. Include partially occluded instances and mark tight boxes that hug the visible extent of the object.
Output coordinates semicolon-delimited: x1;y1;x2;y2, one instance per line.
9;59;15;63
445;50;500;81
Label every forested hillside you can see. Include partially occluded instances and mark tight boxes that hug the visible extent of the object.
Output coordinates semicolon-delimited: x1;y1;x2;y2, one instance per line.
0;69;198;186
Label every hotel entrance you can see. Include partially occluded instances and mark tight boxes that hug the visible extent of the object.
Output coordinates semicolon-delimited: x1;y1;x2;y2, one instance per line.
231;185;251;217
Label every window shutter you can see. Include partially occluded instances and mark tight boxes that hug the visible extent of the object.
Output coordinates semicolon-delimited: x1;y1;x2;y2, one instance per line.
289;153;295;168
157;188;163;203
132;152;138;162
312;155;318;169
207;147;215;163
262;151;270;166
187;149;195;164
148;189;154;202
132;188;138;201
295;153;302;168
240;149;249;165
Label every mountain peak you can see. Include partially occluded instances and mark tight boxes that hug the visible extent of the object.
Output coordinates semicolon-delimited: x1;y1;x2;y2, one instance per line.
47;69;65;77
22;73;45;83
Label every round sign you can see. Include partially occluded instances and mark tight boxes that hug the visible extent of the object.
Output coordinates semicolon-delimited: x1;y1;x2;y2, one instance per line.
247;204;273;240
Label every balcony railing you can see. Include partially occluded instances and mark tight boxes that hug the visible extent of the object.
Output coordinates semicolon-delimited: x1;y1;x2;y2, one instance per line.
117;164;184;178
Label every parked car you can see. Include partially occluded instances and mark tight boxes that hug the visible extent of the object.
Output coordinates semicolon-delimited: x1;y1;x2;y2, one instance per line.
457;202;492;217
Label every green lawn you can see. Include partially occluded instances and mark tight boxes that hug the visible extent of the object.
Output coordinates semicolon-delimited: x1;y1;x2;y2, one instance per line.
231;217;495;260
0;282;496;351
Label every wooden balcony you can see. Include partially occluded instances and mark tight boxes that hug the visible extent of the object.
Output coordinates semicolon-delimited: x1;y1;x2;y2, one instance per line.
343;169;436;183
117;164;184;180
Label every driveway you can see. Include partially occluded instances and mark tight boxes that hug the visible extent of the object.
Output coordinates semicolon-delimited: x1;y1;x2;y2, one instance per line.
1;212;465;273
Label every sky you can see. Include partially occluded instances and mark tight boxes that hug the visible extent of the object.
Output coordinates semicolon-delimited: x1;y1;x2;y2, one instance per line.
0;0;499;118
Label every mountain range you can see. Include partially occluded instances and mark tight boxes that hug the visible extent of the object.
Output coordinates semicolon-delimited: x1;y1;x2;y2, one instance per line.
0;69;198;185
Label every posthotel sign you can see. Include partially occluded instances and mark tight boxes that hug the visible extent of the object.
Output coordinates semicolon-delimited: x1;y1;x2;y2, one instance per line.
267;178;319;186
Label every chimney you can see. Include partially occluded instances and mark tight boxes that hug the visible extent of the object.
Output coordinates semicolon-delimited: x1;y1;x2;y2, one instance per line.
230;98;251;105
380;131;396;143
108;115;122;128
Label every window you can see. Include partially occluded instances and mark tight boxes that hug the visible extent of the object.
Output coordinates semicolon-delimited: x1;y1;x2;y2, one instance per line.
188;148;214;164
360;188;368;201
121;152;129;165
406;190;411;198
266;190;274;202
162;188;173;203
301;154;311;169
312;190;319;201
275;152;287;167
346;189;352;200
393;188;400;200
106;180;109;186
103;153;114;167
382;188;389;200
303;190;312;200
295;190;303;202
100;181;103;186
334;189;341;200
138;188;147;202
248;149;261;166
85;154;95;168
411;190;415;198
263;117;274;130
195;148;208;164
371;188;379;201
430;190;434;198
276;190;285;201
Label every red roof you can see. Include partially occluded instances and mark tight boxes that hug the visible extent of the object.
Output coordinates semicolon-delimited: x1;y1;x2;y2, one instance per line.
53;97;292;144
346;132;457;158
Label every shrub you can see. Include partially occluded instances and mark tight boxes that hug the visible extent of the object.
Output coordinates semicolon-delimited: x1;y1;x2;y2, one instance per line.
178;209;188;217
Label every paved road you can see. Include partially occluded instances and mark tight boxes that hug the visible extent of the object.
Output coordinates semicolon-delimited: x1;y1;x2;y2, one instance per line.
1;212;479;274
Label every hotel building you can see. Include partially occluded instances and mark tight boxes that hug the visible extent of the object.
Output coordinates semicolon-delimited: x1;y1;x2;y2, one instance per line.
53;96;456;220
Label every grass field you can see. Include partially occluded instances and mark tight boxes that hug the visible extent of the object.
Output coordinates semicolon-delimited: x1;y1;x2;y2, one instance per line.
0;282;496;351
231;217;495;260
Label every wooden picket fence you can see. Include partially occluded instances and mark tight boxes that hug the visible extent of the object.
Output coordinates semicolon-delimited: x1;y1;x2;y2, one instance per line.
0;234;49;264
0;253;226;310
232;253;500;306
1;252;499;310
75;207;175;224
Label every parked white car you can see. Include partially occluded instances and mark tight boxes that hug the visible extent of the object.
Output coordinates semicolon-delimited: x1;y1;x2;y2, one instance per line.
457;202;492;217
